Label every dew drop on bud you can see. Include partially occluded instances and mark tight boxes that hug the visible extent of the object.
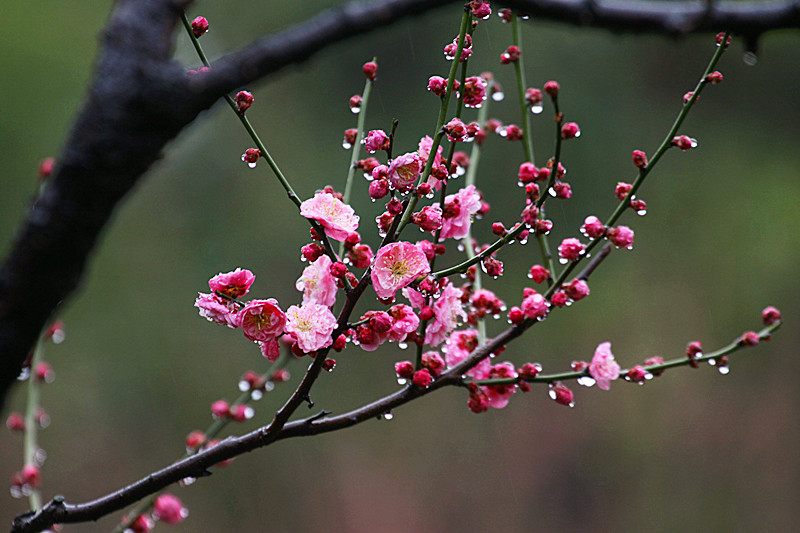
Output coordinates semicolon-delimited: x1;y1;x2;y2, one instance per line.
179;477;197;487
559;257;568;265
342;141;353;149
397;378;407;385
492;91;505;102
251;390;263;401
383;411;394;420
238;380;249;392
718;366;730;375
577;376;595;387
264;381;275;392
548;187;557;197
530;104;543;114
637;209;647;216
248;162;257;169
742;51;758;66
350;106;361;114
690;138;698;148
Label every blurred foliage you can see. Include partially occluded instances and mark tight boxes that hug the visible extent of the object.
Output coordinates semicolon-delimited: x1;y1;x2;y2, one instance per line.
2;1;799;532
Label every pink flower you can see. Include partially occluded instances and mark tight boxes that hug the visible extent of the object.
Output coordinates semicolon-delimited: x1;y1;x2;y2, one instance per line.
300;192;359;241
425;282;467;347
417;135;443;167
558;237;585;261
521;291;549;320
387;152;423;192
589;341;621;391
371;242;431;300
412;205;444;233
208;268;255;298
581;216;606;239
259;338;281;361
296;255;337;307
485;362;518;409
439;185;482;240
445;329;491;380
607;225;635;249
285;303;337;353
195;292;240;328
388;304;420;342
365;129;389;153
240;299;286;342
153;494;188;524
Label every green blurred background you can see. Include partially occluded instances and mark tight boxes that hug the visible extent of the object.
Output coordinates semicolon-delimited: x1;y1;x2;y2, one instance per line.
2;1;799;531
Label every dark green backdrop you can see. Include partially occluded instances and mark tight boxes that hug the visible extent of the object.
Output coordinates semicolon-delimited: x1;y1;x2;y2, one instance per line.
2;1;798;531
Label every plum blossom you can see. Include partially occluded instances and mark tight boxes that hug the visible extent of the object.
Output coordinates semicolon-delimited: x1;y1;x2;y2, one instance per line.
425;282;467;346
285;303;337;353
240;299;286;343
589;342;621;391
300;192;359;241
365;129;389;153
387;152;423;192
208;268;255;298
371;241;431;300
484;362;518;408
388;304;420;342
153;494;188;524
195;292;240;328
445;329;491;380
439;185;482;240
296;255;337;306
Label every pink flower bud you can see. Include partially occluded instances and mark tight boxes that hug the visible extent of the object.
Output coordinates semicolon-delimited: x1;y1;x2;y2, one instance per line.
740;331;760;346
543;80;560;97
34;361;54;383
229;404;253;422
626;365;649;384
533;219;553;235
521;291;549;320
421;352;446;378
629;199;647;213
185;430;206;450
349;94;362;112
581;216;606;239
507;306;524;324
500;45;520;64
395;360;415;380
153;494;188;524
242;148;261;164
518;162;537;184
518;362;542;380
561;122;580;140
502;124;522;140
482;256;503;277
467;383;490;413
563;279;590;301
632;149;648;169
21;464;41;488
550;290;568;308
549;382;574;407
330;262;348;279
386;197;403;215
362;61;378;80
607;225;635;249
528;265;550;284
525;88;543;107
715;32;732;48
644;356;665;376
129;513;155;533
761;306;781;325
553;182;572;199
211;399;230;419
469;1;492;19
412;368;432;388
343;128;357;148
615;182;633;200
38;157;55;182
558;238;585;262
273;368;290;382
427;76;447;96
671;135;697;150
369;179;389;200
686;341;702;368
444;118;467;142
525;183;540;202
498;8;513;23
365;129;389;153
706;71;724;84
301;243;324;262
234;91;254;113
191;16;209;38
683;91;695;104
6;412;25;432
